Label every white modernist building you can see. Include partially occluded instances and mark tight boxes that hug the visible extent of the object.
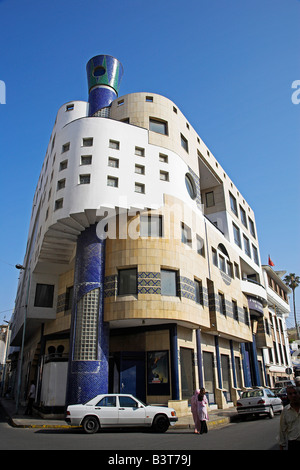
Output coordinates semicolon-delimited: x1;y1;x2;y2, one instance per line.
9;55;293;415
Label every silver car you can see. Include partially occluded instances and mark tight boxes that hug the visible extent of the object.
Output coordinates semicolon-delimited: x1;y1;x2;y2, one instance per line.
237;388;283;419
65;393;178;433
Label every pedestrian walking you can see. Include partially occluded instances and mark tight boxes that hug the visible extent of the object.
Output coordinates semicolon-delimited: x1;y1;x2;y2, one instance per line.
197;387;209;434
24;380;36;416
191;389;201;433
278;385;300;450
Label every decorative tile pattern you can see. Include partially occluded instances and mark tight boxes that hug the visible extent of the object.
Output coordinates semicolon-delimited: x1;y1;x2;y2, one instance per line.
138;272;161;294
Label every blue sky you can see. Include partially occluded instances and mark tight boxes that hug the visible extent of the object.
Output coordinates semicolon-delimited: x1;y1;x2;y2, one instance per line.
0;0;299;328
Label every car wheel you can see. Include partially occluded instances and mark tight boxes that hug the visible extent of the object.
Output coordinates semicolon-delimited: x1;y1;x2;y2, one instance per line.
82;416;100;434
152;415;169;433
268;407;274;419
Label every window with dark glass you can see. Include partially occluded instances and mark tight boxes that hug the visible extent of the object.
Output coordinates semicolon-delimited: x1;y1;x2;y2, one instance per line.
195;279;204;306
34;283;55;308
118;268;137;295
149;118;168;135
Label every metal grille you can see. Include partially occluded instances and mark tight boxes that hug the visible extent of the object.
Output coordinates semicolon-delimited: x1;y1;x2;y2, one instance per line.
74;288;99;361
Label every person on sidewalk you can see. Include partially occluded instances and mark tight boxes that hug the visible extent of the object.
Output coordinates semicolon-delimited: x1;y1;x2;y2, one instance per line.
197;387;209;434
191;389;201;434
279;385;300;450
24;381;36;416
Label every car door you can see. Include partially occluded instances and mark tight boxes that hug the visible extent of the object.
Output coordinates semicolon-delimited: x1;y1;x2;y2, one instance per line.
266;389;281;411
117;395;146;426
94;395;119;426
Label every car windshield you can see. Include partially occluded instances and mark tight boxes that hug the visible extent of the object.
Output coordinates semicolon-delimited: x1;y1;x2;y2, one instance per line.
241;390;263;398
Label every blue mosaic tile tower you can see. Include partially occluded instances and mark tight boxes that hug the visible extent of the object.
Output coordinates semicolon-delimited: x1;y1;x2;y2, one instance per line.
86;55;123;116
66;224;109;405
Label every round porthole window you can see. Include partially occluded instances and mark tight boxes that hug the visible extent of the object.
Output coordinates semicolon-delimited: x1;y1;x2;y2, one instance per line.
93;66;106;77
185;173;197;200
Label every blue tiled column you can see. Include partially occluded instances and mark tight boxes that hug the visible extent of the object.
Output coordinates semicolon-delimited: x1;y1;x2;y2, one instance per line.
66;224;109;406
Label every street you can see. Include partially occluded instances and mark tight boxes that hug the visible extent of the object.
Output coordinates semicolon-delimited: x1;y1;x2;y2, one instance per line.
0;405;281;451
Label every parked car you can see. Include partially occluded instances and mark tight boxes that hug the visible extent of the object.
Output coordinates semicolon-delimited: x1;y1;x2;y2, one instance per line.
236;388;283;419
65;393;178;434
276;387;289;406
274;380;295;389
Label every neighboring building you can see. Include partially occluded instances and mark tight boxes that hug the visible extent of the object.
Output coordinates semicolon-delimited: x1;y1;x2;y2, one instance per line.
10;55;276;415
262;267;293;386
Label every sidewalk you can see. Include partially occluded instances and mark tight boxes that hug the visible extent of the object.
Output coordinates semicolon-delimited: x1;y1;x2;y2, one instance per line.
0;397;238;430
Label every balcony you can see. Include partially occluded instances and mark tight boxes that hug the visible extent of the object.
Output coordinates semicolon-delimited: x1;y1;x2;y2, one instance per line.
241;278;267;305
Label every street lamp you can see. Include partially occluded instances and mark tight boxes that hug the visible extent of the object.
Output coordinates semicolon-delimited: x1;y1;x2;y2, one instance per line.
15;263;30;414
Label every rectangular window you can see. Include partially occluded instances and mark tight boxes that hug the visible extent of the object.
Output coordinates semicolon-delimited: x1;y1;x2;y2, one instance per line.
212;248;218;267
140;215;163;237
227;260;234;278
195;279;204;306
252;244;259;265
233;223;241;247
234;262;240;279
205;191;215;207
109;139;120;150
108;157;119;168
34;283;54;308
135;182;145;193
66;104;74;111
79;174;90;184
146;96;153;102
219;255;226;273
82;137;93;147
180;133;189;152
243;307;250;326
117;99;124;106
181;223;192;247
229;192;238;216
243;234;251;257
232;300;239;321
149;118;168;135
196;235;205;257
219;292;226;316
160;170;169;181
240;206;247;228
135;146;145;157
81;155;92;165
249;218;256;238
118;268;137;295
161;269;178;296
107;176;118;187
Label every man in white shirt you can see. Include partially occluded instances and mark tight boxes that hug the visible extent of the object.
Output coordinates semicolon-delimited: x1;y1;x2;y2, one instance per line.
24;381;36;416
279;385;300;450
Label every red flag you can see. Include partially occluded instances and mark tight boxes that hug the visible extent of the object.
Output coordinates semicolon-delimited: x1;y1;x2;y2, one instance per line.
268;256;275;267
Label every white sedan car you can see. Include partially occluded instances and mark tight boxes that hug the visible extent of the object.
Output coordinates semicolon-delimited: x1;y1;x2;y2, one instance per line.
65;393;178;433
236;388;283;419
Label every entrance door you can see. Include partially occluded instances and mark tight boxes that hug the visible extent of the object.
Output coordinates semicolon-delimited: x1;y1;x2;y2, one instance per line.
180;348;195;401
120;352;146;402
221;354;232;402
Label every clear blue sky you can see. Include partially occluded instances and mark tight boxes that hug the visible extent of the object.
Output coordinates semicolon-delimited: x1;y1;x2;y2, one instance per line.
0;0;299;328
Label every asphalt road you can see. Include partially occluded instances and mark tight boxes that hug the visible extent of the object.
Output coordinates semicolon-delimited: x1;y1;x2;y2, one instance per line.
0;405;282;452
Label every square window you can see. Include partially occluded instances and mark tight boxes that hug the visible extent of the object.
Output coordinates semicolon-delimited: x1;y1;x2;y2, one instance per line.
82;137;93;147
109;139;120;150
135;146;145;157
135;182;145;194
62;142;70;153
161;269;178;296
34;283;55;308
118;268;137;295
66;104;74;111
107;176;118;187
159;153;168;163
135;164;145;175
81;155;92;165
160;170;169;181
117;99;124;106
57;179;66;190
149;118;168;135
146;96;153;102
108;157;119;168
79;174;90;184
140;215;163;237
59;160;68;171
55;198;63;210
